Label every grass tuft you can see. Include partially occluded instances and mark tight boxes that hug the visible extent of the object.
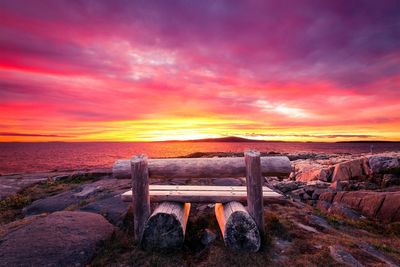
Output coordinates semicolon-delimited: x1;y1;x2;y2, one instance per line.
0;194;31;211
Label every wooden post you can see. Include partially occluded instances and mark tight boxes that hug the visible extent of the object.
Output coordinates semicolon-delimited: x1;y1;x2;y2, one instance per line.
131;155;150;243
141;202;191;250
245;150;264;237
215;202;261;252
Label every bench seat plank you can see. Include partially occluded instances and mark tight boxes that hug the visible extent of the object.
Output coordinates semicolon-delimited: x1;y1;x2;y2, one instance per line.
121;185;283;203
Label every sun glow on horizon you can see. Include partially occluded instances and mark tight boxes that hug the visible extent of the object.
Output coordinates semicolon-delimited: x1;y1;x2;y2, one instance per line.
0;1;399;143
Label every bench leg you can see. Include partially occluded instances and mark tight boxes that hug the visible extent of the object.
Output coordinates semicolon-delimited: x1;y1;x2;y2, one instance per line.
215;201;261;252
141;202;191;250
245;150;265;237
131;155;151;243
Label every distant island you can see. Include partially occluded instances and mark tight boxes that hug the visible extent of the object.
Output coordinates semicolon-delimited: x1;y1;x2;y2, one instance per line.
165;136;282;142
336;140;400;143
163;136;400;143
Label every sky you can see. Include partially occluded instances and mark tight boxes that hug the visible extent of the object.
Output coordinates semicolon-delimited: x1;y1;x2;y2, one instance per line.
0;0;400;142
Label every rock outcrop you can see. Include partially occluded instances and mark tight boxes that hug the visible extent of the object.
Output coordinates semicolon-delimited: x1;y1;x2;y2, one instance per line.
0;168;111;200
317;191;400;222
23;178;131;216
0;211;114;267
368;156;400;174
329;245;364;267
331;158;368;182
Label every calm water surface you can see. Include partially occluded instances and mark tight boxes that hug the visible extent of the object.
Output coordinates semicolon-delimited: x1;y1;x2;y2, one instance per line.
1;142;400;174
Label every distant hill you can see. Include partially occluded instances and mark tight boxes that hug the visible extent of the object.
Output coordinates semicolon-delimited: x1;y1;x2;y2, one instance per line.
336;140;400;143
169;136;282;142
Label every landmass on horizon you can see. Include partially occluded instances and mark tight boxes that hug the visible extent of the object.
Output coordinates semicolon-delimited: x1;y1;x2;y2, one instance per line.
3;136;398;143
160;136;400;143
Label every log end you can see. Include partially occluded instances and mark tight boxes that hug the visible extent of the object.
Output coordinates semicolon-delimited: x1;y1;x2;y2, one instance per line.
244;150;261;157
141;202;190;250
224;209;261;252
141;213;184;250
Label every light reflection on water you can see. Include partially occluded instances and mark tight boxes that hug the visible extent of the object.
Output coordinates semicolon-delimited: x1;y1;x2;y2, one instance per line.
0;142;399;174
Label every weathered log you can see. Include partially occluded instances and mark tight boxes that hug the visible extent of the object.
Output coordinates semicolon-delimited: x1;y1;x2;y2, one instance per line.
141;202;191;250
113;156;292;179
215;201;261;252
131;155;150;243
245;150;264;237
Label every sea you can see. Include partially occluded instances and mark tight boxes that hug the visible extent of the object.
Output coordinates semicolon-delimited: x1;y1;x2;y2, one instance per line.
1;141;400;175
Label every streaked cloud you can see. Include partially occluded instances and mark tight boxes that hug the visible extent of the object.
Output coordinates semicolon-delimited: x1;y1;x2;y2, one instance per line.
0;0;399;141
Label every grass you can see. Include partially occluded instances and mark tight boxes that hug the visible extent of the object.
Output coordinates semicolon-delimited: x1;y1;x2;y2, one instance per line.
315;207;400;236
91;207;277;266
373;242;400;255
0;173;100;224
0;194;32;211
383;167;400;175
91;206;350;266
264;212;292;241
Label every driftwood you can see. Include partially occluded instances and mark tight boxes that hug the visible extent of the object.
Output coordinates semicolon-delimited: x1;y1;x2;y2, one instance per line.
215;201;261;252
131;155;150;243
121;185;283;203
113;156;292;179
141;202;191;250
245;150;264;237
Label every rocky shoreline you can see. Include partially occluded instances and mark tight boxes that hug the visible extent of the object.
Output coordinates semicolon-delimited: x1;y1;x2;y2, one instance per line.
1;151;400;266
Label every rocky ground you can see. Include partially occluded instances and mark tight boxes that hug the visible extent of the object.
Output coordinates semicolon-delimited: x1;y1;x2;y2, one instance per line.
0;151;399;266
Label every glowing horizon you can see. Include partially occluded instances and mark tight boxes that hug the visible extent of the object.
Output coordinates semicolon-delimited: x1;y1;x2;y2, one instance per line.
1;1;400;142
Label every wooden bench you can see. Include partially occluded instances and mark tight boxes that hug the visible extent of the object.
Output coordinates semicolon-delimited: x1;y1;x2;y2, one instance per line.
116;151;292;251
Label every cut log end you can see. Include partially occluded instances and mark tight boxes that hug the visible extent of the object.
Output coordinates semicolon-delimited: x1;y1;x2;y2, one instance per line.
215;202;261;252
131;154;148;164
141;202;191;250
244;150;261;157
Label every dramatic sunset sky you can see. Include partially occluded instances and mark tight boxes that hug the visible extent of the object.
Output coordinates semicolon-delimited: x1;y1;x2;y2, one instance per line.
0;1;399;142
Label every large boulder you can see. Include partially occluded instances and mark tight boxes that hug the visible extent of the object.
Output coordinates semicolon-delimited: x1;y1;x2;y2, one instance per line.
376;192;400;222
318;191;336;203
80;195;130;226
318;190;400;222
334;191;369;210
368;156;400;174
273;180;304;193
0;211;114;267
331;158;367;182
23;179;130;216
296;168;333;182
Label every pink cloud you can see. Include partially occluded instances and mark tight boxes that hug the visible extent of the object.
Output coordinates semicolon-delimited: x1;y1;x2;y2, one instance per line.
0;0;399;141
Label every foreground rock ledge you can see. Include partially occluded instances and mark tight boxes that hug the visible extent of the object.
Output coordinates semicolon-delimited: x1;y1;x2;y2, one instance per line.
0;211;114;267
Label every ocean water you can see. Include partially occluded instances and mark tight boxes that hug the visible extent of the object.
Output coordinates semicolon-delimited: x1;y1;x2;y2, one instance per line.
0;141;399;175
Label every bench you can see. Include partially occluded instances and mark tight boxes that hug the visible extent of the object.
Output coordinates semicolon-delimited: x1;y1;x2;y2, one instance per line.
116;150;292;251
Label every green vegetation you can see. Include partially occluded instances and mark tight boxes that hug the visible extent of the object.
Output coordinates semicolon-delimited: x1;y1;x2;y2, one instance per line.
264;212;291;241
373;243;400;255
316;208;400;236
0;194;32;211
386;167;400;175
0;173;100;224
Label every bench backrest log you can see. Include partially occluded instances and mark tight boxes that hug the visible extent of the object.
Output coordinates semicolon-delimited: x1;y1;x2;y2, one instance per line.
113;156;292;179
